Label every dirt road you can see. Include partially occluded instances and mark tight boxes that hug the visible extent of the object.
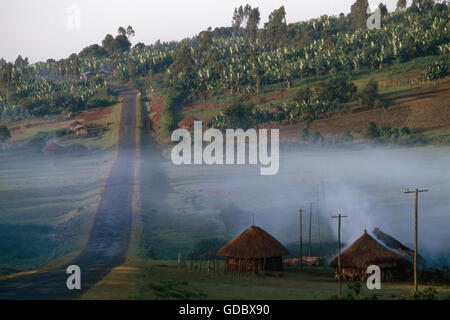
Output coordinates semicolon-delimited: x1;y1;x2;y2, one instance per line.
0;86;137;299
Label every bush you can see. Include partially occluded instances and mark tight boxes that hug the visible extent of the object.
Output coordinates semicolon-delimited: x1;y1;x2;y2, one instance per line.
357;79;380;107
0;125;11;143
223;102;255;129
418;58;449;81
315;77;357;104
404;288;439;300
364;122;379;139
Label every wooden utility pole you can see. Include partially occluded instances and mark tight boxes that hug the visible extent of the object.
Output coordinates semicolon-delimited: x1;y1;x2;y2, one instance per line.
403;188;428;292
331;213;348;299
297;208;304;268
317;210;321;257
308;203;312;257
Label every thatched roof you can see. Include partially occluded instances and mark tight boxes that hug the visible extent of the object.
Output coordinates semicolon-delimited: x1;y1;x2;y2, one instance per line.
178;115;198;128
217;226;290;259
373;227;426;266
70;120;82;127
73;124;87;131
330;230;412;269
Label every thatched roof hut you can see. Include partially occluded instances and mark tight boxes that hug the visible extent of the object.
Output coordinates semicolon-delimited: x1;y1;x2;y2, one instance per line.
217;225;290;273
373;227;426;267
73;124;88;136
330;230;412;281
69;120;83;131
178;115;198;130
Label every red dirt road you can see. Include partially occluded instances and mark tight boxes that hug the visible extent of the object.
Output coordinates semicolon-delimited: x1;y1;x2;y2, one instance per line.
0;86;137;299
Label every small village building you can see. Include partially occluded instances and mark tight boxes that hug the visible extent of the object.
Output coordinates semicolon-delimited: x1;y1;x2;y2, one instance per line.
74;125;88;136
80;71;94;81
69;120;83;131
330;230;412;282
178;115;199;130
217;225;290;273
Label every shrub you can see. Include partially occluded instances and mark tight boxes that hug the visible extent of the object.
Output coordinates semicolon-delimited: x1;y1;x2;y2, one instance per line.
363;122;379;139
418;58;449;81
357;79;380;107
0;125;11;143
404;288;439;300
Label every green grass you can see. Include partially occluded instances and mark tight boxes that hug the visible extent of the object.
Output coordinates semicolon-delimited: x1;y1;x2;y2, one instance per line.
82;259;450;300
0;104;122;274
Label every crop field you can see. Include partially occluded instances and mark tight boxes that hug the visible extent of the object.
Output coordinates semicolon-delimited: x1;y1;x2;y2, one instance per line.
0;103;121;275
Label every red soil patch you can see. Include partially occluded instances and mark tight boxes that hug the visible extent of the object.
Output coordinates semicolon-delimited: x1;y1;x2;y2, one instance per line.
148;97;164;131
281;80;450;139
78;106;113;123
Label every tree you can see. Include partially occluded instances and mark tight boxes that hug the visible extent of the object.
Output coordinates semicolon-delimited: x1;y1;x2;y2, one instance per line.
349;0;369;31
378;2;388;15
79;44;106;58
396;0;407;11
232;6;244;34
357;79;380;107
14;55;29;69
0;63;13;101
102;34;115;52
113;35;132;52
71;57;80;80
412;0;435;12
118;27;126;37
126;26;135;38
172;42;194;74
223;102;254;129
0;125;11;144
198;27;213;54
263;6;287;49
293;87;312;104
247;7;260;39
364;122;379;139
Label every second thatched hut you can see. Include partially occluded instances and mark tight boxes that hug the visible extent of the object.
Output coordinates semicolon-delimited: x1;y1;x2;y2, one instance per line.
330;230;412;282
217;225;290;273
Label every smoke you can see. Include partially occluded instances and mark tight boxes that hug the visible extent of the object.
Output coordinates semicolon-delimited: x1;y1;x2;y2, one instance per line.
164;145;450;266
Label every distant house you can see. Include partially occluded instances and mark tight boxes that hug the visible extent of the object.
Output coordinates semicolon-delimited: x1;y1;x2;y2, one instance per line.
74;125;88;136
80;71;94;81
217;225;290;273
69;120;83;132
178;115;199;130
330;230;412;282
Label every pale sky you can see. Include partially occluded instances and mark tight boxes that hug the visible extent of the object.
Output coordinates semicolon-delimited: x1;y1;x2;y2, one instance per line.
1;0;401;63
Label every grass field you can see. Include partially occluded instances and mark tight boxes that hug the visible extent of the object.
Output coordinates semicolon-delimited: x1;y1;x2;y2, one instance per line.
0;103;122;276
83;259;450;300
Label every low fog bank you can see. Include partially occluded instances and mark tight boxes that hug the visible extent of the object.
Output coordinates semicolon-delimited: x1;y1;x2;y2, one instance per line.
164;145;450;266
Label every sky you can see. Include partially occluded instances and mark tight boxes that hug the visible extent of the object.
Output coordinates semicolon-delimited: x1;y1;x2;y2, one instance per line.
1;0;402;63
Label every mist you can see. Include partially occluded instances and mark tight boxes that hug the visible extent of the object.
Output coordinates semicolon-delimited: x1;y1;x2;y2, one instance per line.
163;145;450;266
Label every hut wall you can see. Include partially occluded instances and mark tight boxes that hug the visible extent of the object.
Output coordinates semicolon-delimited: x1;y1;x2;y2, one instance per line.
335;267;411;282
224;256;283;272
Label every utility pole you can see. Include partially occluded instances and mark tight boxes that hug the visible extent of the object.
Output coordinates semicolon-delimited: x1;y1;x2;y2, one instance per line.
317;210;321;257
403;188;428;292
308;203;312;257
331;213;348;299
297;208;304;269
